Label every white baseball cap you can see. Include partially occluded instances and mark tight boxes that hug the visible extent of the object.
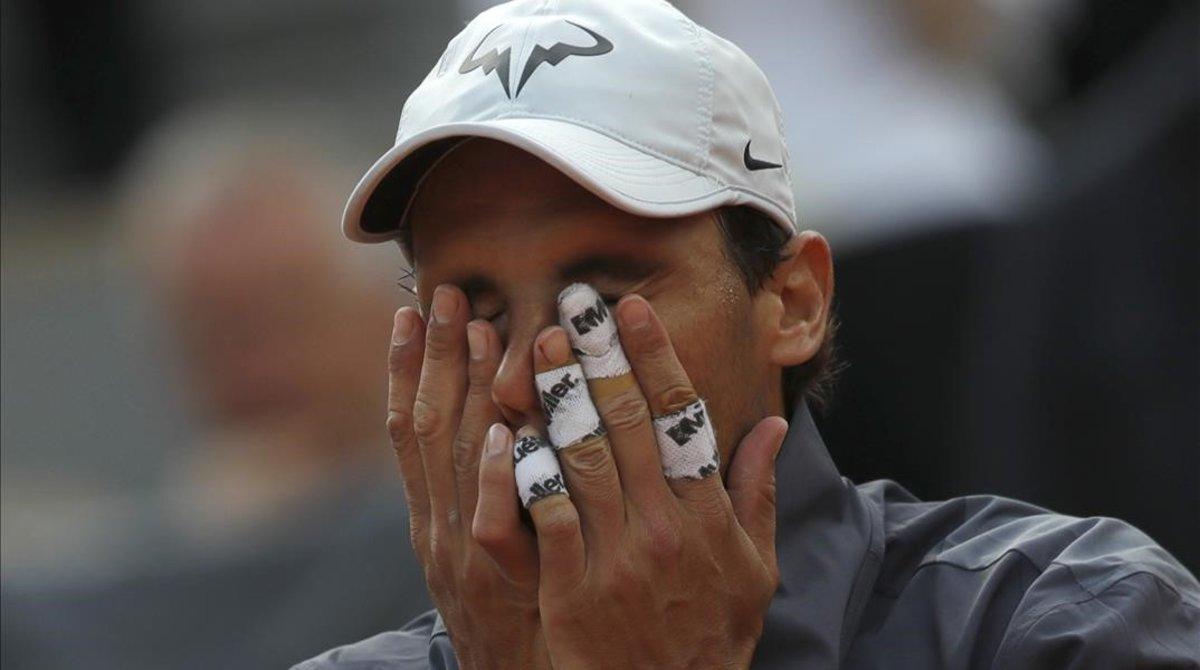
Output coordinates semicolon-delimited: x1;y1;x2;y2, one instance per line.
343;0;796;250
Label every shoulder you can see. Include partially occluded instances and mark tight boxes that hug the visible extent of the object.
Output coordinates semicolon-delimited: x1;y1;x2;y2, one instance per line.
854;481;1200;667
292;610;456;670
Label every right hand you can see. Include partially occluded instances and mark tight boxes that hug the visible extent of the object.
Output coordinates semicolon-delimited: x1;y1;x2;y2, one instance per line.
388;284;549;669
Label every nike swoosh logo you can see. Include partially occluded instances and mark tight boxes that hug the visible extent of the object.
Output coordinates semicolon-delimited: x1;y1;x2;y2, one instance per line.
516;21;613;96
743;140;782;171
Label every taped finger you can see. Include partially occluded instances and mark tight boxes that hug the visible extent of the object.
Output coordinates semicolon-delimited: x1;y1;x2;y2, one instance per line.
533;326;624;544
473;423;539;585
654;398;720;480
557;282;671;505
535;362;604;449
557;282;630;379
513;431;568;508
614;294;720;482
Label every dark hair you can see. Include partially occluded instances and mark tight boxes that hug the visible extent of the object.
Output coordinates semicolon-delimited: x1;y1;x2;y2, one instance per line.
714;205;841;413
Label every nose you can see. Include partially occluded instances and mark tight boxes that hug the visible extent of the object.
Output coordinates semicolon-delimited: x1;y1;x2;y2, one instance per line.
491;309;556;430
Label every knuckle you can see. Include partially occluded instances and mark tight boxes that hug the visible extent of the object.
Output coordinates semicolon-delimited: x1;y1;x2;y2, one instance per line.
561;438;616;485
642;514;683;563
409;522;430;559
386;410;412;445
602;391;651;434
428;527;454;567
534;501;580;543
407;511;433;549
411;396;446;444
733;479;776;518
756;483;778;519
653;382;697;415
388;339;410;373
471;516;510;551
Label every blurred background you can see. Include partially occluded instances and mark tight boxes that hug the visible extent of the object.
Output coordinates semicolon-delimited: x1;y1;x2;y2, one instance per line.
1;0;1195;667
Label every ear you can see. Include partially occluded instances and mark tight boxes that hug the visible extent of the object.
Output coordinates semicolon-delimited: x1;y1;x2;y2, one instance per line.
758;231;833;368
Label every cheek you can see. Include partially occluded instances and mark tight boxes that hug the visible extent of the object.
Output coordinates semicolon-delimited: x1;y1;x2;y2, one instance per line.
653;292;759;463
663;312;736;398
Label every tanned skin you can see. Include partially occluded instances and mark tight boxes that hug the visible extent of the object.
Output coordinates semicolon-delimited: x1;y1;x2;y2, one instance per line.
386;138;833;668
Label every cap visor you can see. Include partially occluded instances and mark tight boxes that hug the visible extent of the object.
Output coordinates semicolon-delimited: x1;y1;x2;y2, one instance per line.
342;117;730;243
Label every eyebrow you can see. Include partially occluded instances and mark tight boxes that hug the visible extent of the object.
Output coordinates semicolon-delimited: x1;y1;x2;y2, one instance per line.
557;254;661;283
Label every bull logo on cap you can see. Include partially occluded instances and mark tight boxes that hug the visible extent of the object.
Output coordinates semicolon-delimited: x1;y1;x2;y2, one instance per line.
459;20;613;98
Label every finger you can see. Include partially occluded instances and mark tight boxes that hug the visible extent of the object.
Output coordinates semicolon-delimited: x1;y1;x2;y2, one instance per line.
615;295;723;505
457;319;504;523
414;285;469;534
387;307;431;555
519;425;586;592
473;423;539;584
556;283;671;509
726;416;787;566
533;326;624;547
512;427;568;509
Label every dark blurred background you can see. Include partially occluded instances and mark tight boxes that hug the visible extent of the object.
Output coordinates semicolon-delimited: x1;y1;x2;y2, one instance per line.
1;0;1196;668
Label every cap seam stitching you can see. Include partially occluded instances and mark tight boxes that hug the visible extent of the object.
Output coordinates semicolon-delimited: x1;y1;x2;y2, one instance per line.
696;22;715;172
672;10;711;172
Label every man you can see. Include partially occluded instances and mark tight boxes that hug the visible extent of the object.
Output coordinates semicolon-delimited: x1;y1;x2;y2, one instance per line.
298;0;1199;667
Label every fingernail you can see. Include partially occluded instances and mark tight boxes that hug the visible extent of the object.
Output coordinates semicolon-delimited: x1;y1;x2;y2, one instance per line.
538;328;570;366
431;286;456;325
467;322;487;361
619;296;650;330
393;308;415;345
485;423;509;458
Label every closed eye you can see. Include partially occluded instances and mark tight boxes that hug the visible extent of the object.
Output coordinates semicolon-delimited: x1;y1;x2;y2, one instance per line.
477;293;618;323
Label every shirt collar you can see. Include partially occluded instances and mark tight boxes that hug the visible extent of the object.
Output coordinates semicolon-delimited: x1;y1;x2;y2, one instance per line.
752;401;883;667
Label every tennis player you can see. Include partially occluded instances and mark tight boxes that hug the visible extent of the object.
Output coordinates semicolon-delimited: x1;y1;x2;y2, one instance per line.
298;0;1199;667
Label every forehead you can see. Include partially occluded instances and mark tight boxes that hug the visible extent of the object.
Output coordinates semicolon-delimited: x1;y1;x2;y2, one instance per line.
409;139;598;222
405;139;713;271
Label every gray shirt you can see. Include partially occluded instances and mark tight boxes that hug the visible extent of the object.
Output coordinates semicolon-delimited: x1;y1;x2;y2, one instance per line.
296;404;1200;668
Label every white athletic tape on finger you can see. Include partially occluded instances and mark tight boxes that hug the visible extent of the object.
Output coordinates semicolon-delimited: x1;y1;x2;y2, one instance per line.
535;363;606;449
653;399;720;479
513;434;568;507
557;283;630;379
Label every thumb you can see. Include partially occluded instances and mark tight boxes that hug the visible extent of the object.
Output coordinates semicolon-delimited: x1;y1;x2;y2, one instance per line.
726;416;787;564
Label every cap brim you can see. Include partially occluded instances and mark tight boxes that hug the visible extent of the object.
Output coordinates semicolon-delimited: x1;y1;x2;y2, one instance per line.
343;117;742;245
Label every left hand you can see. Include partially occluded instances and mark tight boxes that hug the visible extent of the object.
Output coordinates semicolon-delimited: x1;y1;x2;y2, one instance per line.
521;293;787;668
